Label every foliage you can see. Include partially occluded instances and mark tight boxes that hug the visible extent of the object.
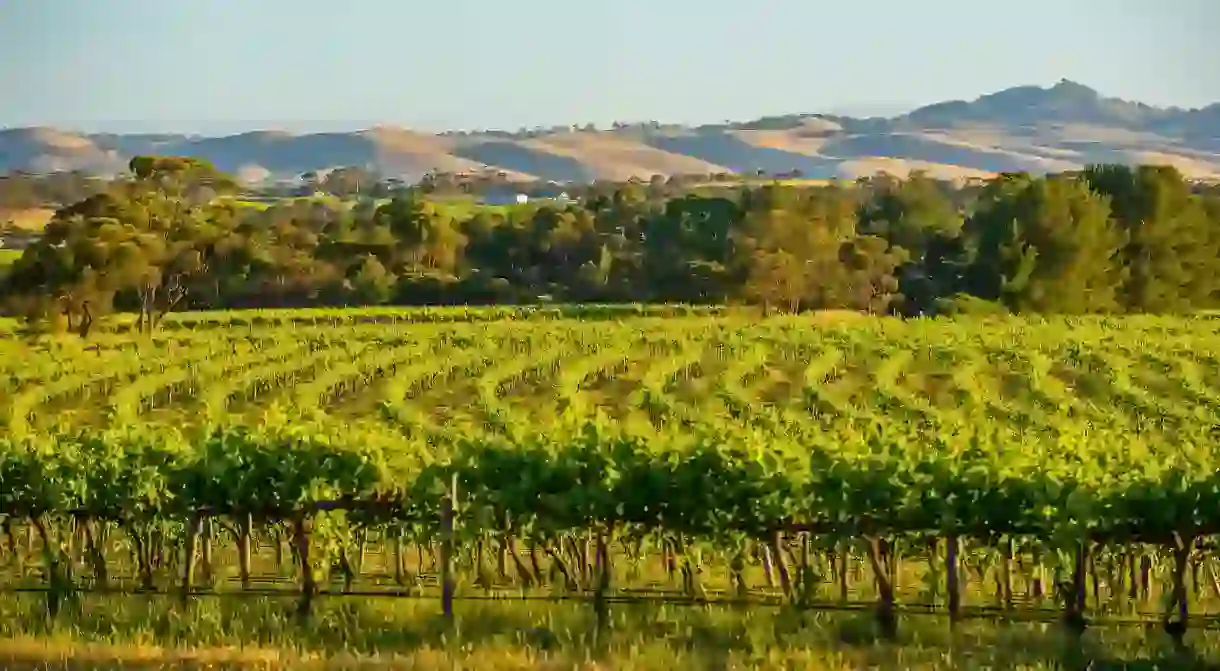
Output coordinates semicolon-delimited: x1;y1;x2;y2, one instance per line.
0;311;1218;543
1083;164;1220;312
1;402;1219;538
3;160;1220;331
932;293;1008;316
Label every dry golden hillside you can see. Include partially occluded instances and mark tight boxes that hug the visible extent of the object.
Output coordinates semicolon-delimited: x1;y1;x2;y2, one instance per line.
2;81;1219;182
524;132;728;180
734;130;831;156
0;208;56;231
360;127;534;180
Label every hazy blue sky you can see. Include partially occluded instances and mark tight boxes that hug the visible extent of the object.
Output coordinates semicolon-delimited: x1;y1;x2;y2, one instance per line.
2;0;1218;134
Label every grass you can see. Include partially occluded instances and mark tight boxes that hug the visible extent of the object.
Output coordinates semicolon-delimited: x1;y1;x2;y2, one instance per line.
5;311;1220;666
219;196;532;220
524;132;727;181
686;177;840;190
0;208;55;232
1;593;1217;669
768;178;838;186
222;196;348;211
7;313;1215;435
227;199;273;211
0;513;1219;669
428;198;534;220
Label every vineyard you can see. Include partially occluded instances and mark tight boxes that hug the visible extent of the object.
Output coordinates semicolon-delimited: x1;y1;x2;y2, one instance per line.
2;308;1220;652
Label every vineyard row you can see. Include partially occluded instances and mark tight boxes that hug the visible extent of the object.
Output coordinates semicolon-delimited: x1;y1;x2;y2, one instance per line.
6;315;1220;442
1;441;1217;644
3;418;1220;538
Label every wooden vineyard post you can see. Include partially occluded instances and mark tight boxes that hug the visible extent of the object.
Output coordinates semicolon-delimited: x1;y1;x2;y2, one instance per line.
797;532;814;607
946;534;961;627
1031;545;1045;601
474;532;489;593
2;517;19;571
81;519;108;588
291;512;316;620
730;549;748;603
1000;536;1014;611
583;530;595;586
31;516;68;620
1165;532;1192;652
760;540;776;588
498;512;510;581
200;517;214;582
865;535;897;640
1191;542;1203;603
889;539;900;603
440;472;457;625
768;531;792;600
180;512;205;605
1126;549;1138;603
273;524;286;576
1063;541;1088;639
393;530;406;586
837;541;849;603
1140;554;1152;602
593;523;612;642
237;513;253;590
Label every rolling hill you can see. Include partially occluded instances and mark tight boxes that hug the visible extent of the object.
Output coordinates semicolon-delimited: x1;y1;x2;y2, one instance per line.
2;80;1218;184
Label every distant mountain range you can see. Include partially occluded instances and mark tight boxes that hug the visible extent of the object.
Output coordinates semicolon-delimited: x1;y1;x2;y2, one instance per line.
3;80;1219;184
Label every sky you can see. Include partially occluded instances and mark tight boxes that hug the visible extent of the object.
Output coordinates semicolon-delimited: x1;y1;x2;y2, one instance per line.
2;0;1218;135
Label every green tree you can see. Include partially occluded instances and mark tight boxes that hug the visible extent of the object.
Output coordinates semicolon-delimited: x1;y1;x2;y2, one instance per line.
1083;164;1220;312
320;166;377;199
965;174;1126;314
374;196;468;275
857;171;964;314
128;155;236;203
349;254;396;304
839;235;908;314
7;162;1213;318
730;185;856;311
857;171;963;257
644;194;737;303
5;157;245;333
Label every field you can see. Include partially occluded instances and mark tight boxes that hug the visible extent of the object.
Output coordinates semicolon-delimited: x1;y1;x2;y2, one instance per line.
3;307;1220;667
218;195;535;221
428;197;533;220
0;208;56;232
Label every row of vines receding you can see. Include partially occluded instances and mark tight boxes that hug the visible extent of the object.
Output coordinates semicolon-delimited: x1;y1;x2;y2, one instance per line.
4;421;1220;649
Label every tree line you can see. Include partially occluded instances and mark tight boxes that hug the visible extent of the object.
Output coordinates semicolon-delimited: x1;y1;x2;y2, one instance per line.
0;170;110;211
2;156;1219;334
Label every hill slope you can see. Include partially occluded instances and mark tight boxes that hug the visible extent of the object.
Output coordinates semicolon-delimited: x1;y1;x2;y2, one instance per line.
3;80;1219;183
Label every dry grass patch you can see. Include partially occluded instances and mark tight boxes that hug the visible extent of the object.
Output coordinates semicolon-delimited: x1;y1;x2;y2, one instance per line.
733;129;831;156
23;128;97;153
1;208;55;232
909;132;1080;173
526;132;726;181
771;178;837;186
806;309;876;324
0;637;292;669
1128;151;1220;180
834;157;993;182
362;127;535;181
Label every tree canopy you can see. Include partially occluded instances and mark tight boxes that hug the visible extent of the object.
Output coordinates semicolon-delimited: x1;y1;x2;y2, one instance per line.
3;159;1219;331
